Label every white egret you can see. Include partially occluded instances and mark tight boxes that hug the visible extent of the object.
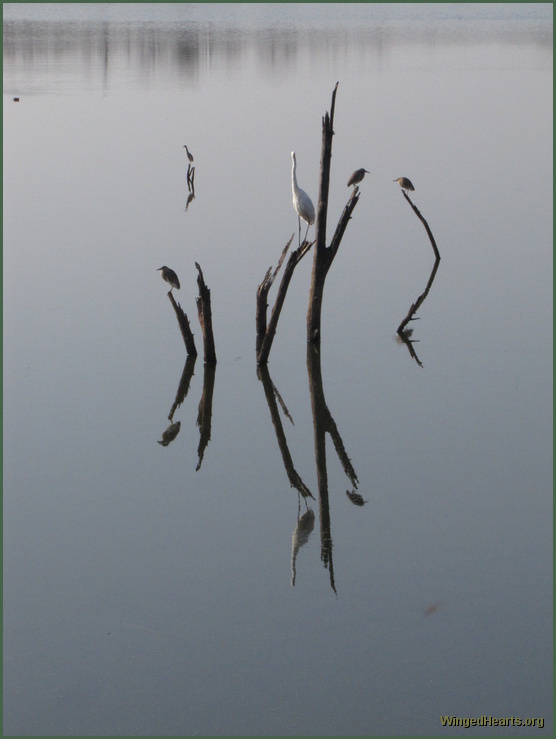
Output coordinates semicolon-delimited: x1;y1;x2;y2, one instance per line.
291;151;315;246
347;168;370;189
393;176;415;192
157;266;180;292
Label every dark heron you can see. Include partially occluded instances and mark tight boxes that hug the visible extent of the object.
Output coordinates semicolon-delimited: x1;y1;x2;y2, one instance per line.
291;151;315;246
183;145;194;163
394;176;415;192
347;168;370;189
157;266;180;292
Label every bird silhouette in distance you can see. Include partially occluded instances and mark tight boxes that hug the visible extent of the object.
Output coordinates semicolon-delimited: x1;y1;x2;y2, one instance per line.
183;145;194;163
291;151;315;246
157;266;180;292
347;168;370;189
394;176;415;192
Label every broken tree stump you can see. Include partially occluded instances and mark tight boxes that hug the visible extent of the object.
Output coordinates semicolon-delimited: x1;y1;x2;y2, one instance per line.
195;262;217;365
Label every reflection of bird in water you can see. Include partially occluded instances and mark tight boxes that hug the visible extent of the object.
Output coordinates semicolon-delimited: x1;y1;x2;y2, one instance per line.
291;151;315;246
291;507;315;586
158;421;181;446
393;176;415;192
157;266;180;292
347;168;370;189
345;489;368;506
183;145;194;163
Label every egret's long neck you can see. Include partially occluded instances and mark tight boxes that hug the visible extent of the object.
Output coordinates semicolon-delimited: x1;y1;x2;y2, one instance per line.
291;157;298;194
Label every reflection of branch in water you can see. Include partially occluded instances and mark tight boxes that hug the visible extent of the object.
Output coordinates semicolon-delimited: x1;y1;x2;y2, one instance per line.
196;363;216;471
396;257;441;368
291;507;315;586
257;364;314;500
158;421;181;447
307;344;360;594
168;356;197;421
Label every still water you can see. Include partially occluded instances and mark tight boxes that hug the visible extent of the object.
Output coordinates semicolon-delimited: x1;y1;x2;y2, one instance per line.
3;3;553;736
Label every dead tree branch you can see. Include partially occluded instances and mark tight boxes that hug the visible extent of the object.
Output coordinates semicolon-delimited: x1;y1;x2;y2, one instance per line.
168;292;198;357
402;190;440;260
256;236;314;365
195;262;217;365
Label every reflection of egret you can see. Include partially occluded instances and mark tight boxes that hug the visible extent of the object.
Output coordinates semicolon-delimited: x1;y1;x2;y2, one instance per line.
393;176;415;192
158;421;181;446
347;168;370;189
183;145;194;163
291;151;315;246
157;266;180;292
291;508;315;586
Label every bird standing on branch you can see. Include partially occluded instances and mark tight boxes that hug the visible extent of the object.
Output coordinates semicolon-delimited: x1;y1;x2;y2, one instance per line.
183;145;194;163
157;266;180;292
347;168;370;189
393;176;415;192
291;151;315;247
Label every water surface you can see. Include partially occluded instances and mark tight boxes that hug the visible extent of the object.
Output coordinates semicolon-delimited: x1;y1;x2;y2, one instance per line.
3;3;553;736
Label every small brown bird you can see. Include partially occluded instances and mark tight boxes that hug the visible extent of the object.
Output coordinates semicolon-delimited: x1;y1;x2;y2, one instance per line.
347;168;370;189
393;176;415;192
157;266;180;292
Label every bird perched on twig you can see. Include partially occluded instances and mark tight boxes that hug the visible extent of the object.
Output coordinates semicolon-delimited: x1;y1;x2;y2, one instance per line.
157;266;180;292
393;176;415;192
347;168;370;189
183;145;194;163
291;151;315;246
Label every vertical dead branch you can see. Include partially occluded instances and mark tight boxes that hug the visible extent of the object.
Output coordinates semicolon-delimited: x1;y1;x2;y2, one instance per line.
256;238;313;365
195;262;217;364
256;237;293;355
168;292;198;357
307;81;360;344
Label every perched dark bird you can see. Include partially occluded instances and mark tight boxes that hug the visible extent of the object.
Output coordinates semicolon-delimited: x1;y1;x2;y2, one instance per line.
347;168;370;189
157;266;180;292
13;97;19;102
183;145;194;163
393;176;415;192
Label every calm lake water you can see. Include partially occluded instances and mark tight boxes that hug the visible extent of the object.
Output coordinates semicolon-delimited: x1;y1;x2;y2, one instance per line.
3;3;553;736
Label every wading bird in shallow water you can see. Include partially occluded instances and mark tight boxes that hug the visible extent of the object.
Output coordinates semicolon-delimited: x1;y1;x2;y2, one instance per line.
157;266;180;292
347;168;370;189
393;176;415;192
183;145;194;163
291;151;315;246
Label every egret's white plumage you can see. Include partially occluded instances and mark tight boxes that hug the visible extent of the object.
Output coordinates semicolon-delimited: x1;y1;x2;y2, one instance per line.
291;151;315;245
393;176;415;192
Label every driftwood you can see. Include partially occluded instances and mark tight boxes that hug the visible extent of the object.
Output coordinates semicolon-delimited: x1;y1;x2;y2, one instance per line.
195;262;217;364
256;236;313;365
168;291;198;357
307;81;360;344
